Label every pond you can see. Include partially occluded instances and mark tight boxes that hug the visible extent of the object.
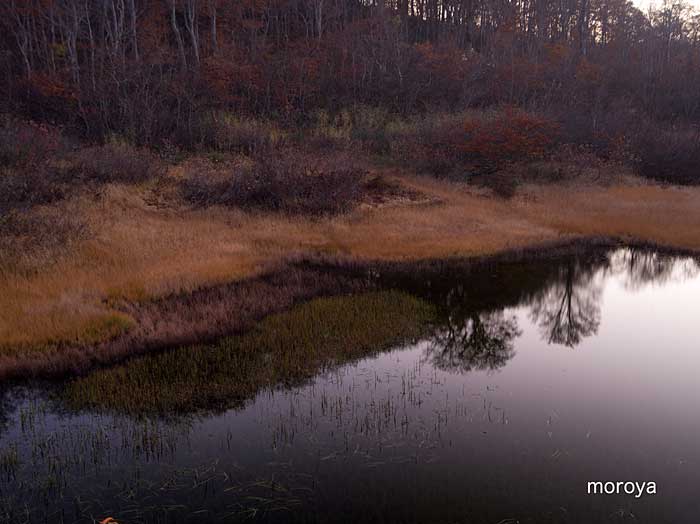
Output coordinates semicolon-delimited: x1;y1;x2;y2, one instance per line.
1;247;700;524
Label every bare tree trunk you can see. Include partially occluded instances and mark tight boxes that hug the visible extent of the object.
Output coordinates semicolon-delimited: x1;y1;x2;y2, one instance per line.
129;0;139;60
184;0;200;66
9;0;33;77
85;0;97;89
314;0;324;42
209;0;217;54
577;0;589;56
169;0;187;68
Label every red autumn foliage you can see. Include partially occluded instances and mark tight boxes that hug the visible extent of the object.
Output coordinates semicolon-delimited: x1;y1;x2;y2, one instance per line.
462;108;560;166
201;53;264;108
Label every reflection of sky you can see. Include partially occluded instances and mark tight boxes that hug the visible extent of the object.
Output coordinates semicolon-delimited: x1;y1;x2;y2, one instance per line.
511;266;700;447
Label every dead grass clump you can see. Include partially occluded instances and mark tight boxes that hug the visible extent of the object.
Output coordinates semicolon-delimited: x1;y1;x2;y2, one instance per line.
183;155;367;217
0;208;87;270
64;142;162;185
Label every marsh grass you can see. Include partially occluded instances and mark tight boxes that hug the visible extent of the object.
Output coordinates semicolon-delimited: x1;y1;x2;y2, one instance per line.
0;206;88;272
64;291;435;413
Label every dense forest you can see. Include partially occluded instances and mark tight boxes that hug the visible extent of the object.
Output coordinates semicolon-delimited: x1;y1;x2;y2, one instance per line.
0;0;699;204
2;1;699;134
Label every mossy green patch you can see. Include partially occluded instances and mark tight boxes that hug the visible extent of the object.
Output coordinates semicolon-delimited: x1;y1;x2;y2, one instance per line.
64;291;435;414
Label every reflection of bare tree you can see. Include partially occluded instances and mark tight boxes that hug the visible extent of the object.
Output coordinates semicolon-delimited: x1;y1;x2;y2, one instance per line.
614;248;700;290
529;261;603;348
415;247;694;356
425;312;521;373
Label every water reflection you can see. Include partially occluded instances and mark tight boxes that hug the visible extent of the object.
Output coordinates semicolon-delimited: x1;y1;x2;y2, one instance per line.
2;246;700;523
425;311;520;373
419;248;700;357
614;247;700;290
400;250;612;369
528;258;605;348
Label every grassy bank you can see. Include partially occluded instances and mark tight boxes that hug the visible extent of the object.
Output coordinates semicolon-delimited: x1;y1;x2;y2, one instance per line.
0;265;373;380
4;169;700;351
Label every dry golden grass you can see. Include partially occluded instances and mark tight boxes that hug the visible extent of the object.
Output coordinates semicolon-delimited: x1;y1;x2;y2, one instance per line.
517;180;700;250
2;168;700;351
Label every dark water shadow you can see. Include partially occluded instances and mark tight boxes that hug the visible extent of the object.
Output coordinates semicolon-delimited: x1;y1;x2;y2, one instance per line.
381;248;613;370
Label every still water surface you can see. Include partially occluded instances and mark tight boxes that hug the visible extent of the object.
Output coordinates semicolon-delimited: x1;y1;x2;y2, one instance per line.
1;248;700;523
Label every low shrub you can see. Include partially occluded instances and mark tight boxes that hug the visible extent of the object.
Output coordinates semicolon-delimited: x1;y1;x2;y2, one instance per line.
0;121;69;212
555;106;639;162
0;119;67;168
307;109;353;149
461;107;560;170
380;109;559;179
0;120;70;214
348;105;393;153
1;139;162;214
182;155;367;216
307;106;394;153
632;126;700;184
386;112;467;177
64;141;162;184
194;113;285;154
0;167;66;211
471;171;520;199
